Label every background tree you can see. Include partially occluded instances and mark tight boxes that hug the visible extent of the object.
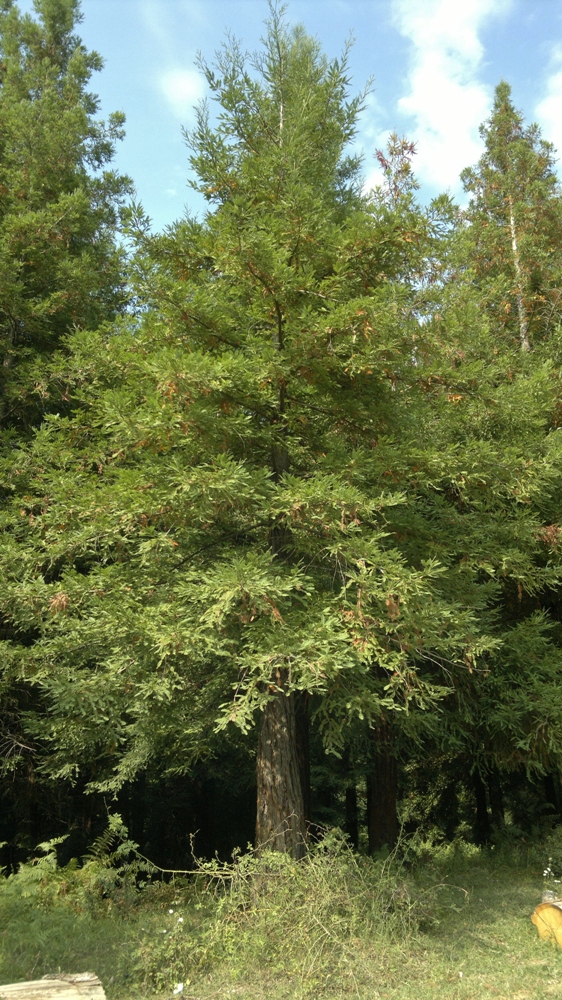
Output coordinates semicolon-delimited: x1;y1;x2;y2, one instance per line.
392;83;562;836
0;0;131;861
461;81;562;351
0;0;131;434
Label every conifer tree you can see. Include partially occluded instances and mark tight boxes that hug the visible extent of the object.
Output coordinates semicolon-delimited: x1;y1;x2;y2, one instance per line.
0;0;130;832
401;85;562;825
0;5;505;857
461;81;562;351
0;0;131;433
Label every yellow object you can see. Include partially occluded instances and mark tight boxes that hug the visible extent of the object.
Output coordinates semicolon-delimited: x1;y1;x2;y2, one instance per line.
532;903;562;946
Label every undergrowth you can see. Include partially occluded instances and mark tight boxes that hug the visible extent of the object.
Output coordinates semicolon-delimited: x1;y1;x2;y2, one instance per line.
132;830;427;996
0;819;425;997
1;820;561;999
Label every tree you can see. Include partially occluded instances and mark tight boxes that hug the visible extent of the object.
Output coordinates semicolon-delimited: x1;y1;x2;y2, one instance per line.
0;0;131;848
461;81;562;351
1;6;514;859
0;0;131;433
393;85;562;832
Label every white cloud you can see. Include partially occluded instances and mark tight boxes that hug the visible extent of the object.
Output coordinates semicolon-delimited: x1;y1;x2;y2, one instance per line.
536;45;562;163
363;162;386;193
391;0;511;192
160;69;206;121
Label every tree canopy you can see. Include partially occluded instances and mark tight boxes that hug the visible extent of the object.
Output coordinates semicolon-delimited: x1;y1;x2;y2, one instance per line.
2;3;562;861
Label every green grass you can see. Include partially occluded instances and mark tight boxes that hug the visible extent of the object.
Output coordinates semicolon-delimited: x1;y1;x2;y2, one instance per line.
1;834;562;999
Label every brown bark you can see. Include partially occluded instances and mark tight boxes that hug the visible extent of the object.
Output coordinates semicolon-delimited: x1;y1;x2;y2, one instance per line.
294;690;311;824
255;669;307;858
255;286;309;857
367;720;398;853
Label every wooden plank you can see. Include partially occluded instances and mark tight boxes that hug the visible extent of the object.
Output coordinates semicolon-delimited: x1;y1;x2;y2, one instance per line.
0;974;106;1000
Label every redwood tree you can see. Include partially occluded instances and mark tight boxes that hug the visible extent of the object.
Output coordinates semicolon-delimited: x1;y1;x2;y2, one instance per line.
1;6;507;857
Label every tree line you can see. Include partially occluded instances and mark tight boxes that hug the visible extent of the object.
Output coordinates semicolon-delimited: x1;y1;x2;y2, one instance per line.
2;0;562;868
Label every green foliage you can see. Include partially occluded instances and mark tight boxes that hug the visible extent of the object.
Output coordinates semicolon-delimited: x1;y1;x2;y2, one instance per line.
460;81;562;348
0;6;521;793
0;0;131;432
133;832;426;996
0;813;150;911
3;1;562;873
0;820;429;998
2;825;562;999
0;813;149;988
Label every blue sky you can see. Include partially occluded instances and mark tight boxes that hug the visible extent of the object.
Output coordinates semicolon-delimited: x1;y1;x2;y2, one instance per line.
20;0;562;230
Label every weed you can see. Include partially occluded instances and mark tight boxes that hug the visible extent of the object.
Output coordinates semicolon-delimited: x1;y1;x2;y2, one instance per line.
2;822;562;999
130;829;427;997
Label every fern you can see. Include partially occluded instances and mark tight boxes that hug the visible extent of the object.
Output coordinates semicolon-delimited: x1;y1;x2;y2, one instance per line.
1;815;156;912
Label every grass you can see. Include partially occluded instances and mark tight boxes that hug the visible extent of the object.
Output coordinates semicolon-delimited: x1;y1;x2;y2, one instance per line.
1;830;561;999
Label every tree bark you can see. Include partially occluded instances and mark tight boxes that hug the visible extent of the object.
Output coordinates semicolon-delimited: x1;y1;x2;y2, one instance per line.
472;769;491;845
255;669;307;858
342;744;359;849
508;194;531;351
487;765;505;831
545;770;562;820
255;282;310;857
345;784;359;849
367;720;398;853
294;690;311;825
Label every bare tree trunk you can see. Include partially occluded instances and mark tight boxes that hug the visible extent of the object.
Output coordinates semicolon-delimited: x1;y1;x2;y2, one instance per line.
472;769;491;845
255;669;307;858
545;770;562;820
508;194;531;351
295;690;311;825
257;433;309;857
342;744;359;849
345;785;359;849
487;765;505;831
367;720;398;853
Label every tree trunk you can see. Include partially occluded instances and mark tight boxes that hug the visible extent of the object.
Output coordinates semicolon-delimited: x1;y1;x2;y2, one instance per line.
295;690;311;825
508;194;531;351
342;744;359;849
472;769;491;845
367;720;398;853
545;770;562;820
345;785;359;849
255;669;307;858
439;781;460;841
0;975;106;1000
256;311;309;857
487;766;505;831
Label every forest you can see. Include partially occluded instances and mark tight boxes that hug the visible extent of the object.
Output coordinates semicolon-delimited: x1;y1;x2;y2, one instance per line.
3;1;562;997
